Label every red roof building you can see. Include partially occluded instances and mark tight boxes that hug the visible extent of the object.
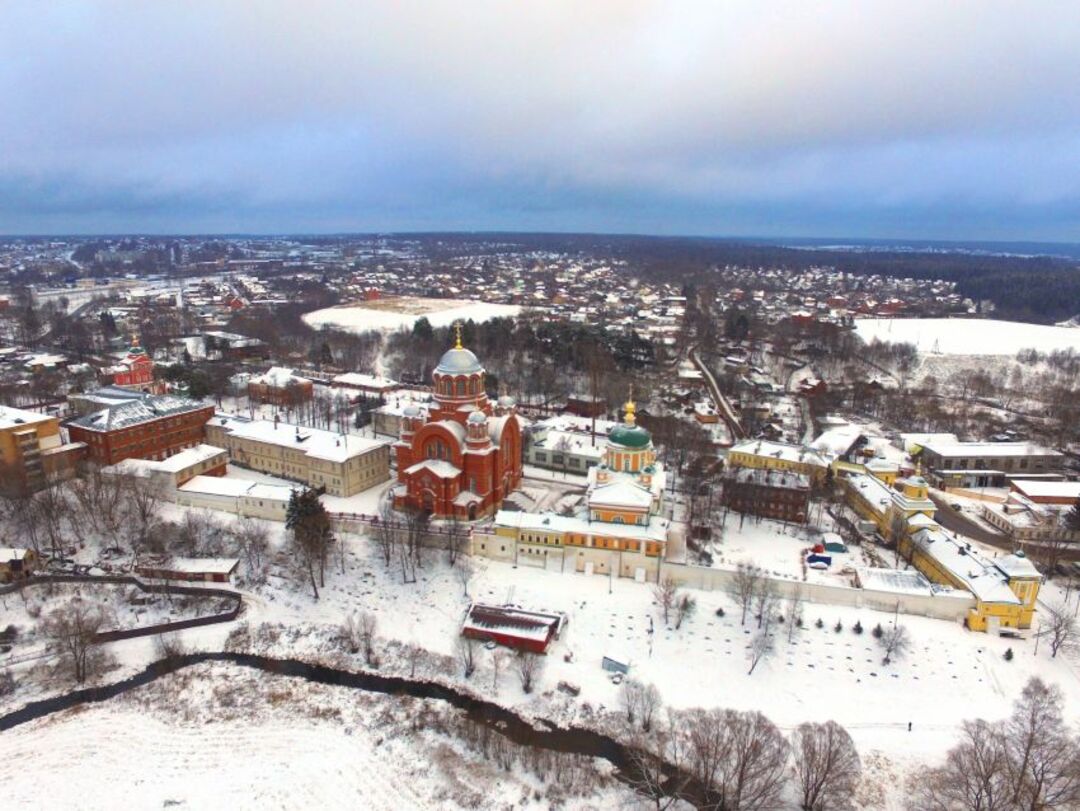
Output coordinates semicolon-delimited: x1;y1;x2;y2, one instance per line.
67;395;215;465
111;336;165;394
393;330;523;520
461;603;566;654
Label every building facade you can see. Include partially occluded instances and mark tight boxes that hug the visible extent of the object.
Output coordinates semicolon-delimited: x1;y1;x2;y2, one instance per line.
721;467;811;523
247;367;314;406
0;406;84;493
916;440;1065;488
392;333;523;519
726;439;830;485
109;336;165;394
67;395;216;466
206;415;390;498
481;397;671;580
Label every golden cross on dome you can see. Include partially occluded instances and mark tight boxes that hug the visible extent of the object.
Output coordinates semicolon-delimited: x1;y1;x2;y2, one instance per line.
624;384;636;425
453;322;463;349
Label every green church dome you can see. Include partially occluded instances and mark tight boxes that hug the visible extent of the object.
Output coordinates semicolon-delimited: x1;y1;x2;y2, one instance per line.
608;423;652;449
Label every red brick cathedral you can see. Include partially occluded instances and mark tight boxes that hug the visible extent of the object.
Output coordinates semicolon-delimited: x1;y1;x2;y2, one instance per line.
393;330;522;519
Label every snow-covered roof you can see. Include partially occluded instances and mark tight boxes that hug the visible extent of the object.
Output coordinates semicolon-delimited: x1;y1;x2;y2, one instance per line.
154;557;239;575
495;510;670;543
919;440;1064;460
729;439;829;467
462;603;562;643
0;548;32;563
1010;480;1080;501
156;444;226;472
211;414;387;464
589;480;654;510
331;372;398;390
70;395;211;432
0;406;52;430
179;474;296;502
404;459;461;479
251;366;309;387
912;529;1033;604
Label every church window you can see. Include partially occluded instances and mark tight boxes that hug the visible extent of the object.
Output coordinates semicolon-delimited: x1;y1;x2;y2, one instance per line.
456;380;465;396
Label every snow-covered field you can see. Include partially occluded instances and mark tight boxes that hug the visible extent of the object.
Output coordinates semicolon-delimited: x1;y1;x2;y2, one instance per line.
303;297;523;334
7;505;1080;809
856;317;1080;356
0;664;628;810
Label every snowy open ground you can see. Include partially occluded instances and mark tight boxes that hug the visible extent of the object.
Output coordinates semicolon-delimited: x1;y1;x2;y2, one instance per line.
0;664;629;810
302;296;523;334
7;509;1080;809
855;317;1080;356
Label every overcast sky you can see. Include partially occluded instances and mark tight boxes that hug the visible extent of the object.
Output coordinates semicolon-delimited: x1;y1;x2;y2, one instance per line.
3;1;1080;240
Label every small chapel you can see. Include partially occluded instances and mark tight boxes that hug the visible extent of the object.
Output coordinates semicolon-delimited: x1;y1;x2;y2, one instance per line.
392;328;523;519
110;335;165;394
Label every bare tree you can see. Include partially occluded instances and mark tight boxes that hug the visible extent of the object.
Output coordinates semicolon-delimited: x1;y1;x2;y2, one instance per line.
879;624;910;665
445;512;466;567
1041;600;1077;658
357;611;378;665
623;678;644;727
675;593;696;630
653;576;679;625
375;498;398;568
624;708;689;811
639;682;662;733
912;720;1010;811
719;709;791;810
1004;677;1080;810
177;509;222;557
786;587;804;644
916;677;1080;811
154;632;188;664
791;720;861;810
515;650;542;693
457;555;475;599
122;474;166;566
457;636;477;678
405;643;424;679
42;598;112;684
230;518;270;584
753;577;780;629
729;562;763;625
30;482;72;560
747;628;774;676
490;648;506;691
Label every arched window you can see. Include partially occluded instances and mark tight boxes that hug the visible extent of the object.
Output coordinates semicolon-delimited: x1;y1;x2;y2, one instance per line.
456;379;465;396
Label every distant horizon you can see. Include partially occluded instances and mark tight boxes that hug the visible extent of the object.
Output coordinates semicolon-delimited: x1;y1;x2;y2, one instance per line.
4;229;1080;248
4;230;1080;260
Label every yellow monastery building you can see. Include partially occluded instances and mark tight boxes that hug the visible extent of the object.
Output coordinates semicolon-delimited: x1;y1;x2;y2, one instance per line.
479;397;671;580
839;465;1042;632
726;439;830;485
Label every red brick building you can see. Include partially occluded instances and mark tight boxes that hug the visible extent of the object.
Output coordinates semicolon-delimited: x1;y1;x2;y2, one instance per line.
393;332;523;519
247;367;314;406
109;337;166;394
67;395;215;465
721;467;811;524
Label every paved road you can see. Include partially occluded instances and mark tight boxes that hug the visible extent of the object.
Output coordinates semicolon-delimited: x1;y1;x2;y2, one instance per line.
689;347;745;441
928;494;1011;549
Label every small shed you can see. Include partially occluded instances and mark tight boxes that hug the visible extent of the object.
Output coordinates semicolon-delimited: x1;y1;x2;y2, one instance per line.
821;532;848;554
602;655;630;674
0;548;36;583
135;557;239;584
461;603;566;654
